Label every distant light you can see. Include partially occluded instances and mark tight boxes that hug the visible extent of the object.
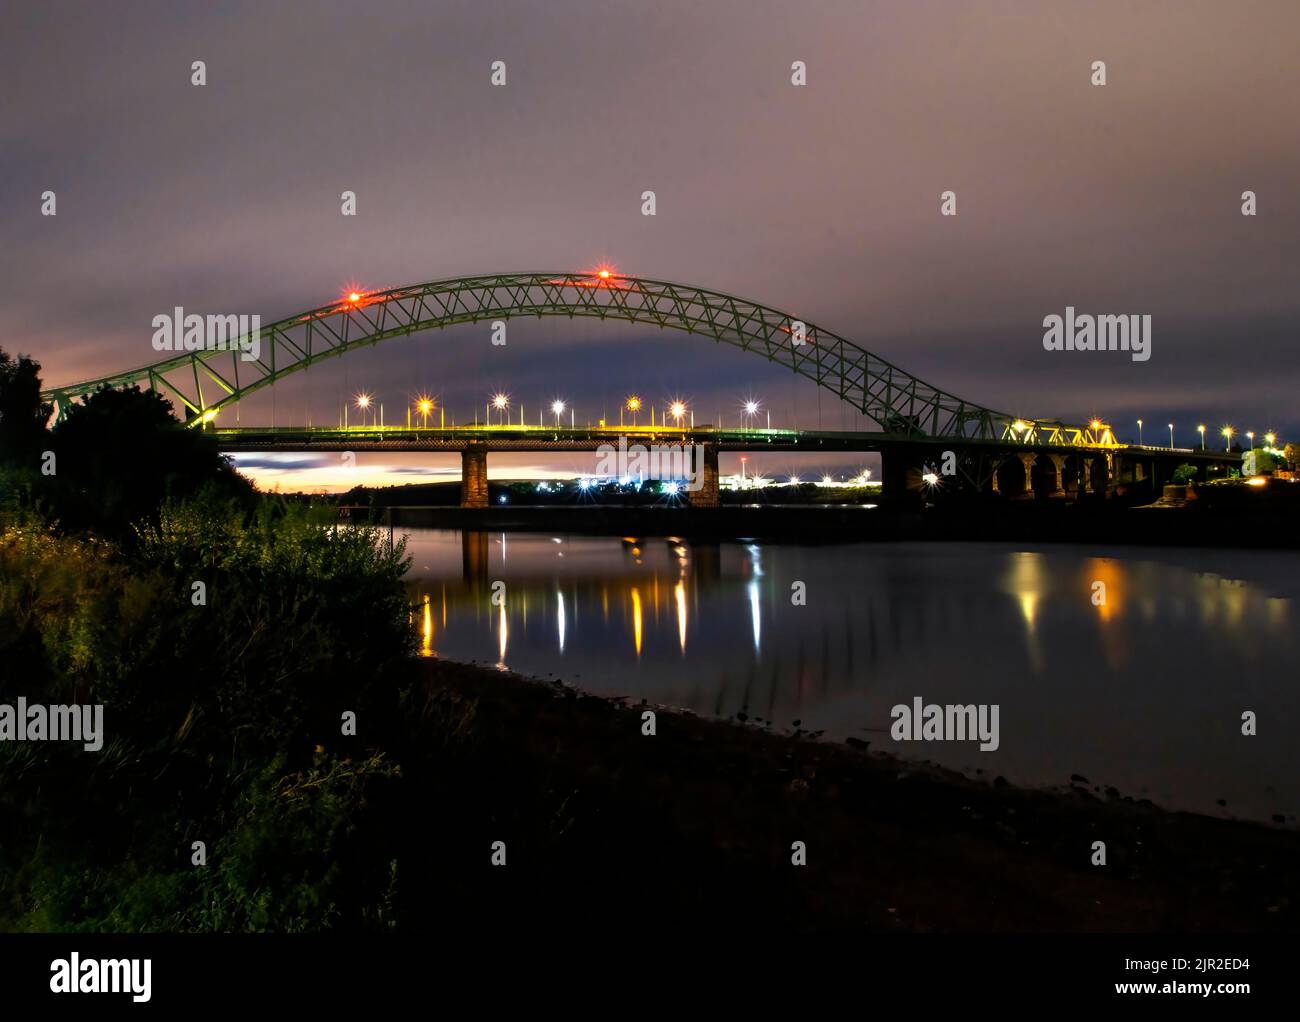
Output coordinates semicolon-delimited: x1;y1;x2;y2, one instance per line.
1265;432;1276;446
788;475;800;486
598;269;610;279
744;401;759;415
498;494;508;504
670;401;686;420
417;398;433;415
552;399;566;416
1246;477;1267;487
493;393;509;410
922;472;940;486
626;395;641;412
348;292;362;303
664;481;680;495
355;393;371;409
821;474;834;485
1012;420;1030;431
1089;419;1102;430
579;478;591;490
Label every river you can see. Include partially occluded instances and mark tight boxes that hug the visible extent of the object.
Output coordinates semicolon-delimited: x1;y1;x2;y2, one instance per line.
402;528;1298;824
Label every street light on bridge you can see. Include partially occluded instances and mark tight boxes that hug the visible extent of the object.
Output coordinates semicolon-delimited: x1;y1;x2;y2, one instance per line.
1222;426;1234;451
415;396;434;428
1265;432;1276;448
624;395;642;427
1137;418;1143;445
1198;424;1205;449
491;392;509;426
551;399;566;426
354;393;373;427
669;401;687;425
1246;430;1255;450
1168;423;1174;448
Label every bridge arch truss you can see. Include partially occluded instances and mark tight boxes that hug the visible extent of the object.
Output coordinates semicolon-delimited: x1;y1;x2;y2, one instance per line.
44;271;1110;446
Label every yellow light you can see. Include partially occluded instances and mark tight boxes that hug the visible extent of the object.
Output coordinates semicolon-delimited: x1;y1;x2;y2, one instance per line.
1222;427;1232;437
349;292;361;303
670;401;686;420
1089;419;1102;431
1246;477;1267;486
1265;432;1276;446
626;395;641;412
1012;420;1030;431
598;269;610;279
418;399;433;415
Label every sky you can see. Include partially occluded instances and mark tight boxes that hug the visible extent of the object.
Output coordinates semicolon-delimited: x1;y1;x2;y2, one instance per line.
3;0;1297;490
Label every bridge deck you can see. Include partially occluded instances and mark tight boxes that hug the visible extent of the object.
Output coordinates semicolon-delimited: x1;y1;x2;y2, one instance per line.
209;425;1232;460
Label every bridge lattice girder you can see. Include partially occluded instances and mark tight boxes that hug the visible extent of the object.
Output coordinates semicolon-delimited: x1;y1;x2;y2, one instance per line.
42;272;1109;445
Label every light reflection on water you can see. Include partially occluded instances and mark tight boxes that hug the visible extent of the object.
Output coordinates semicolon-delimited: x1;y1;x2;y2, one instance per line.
404;529;1299;824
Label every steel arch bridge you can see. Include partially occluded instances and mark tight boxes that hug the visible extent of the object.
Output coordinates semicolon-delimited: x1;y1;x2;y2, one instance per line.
42;271;1112;447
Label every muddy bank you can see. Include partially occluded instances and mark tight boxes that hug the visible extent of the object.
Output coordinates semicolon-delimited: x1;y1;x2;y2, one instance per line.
411;656;1299;933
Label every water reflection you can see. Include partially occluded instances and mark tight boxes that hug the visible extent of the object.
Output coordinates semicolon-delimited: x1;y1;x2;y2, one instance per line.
420;594;434;658
557;590;566;653
631;587;643;658
404;530;1300;823
674;580;687;655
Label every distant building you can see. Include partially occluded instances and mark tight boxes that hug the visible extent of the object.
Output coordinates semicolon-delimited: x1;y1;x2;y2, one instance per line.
1243;449;1280;476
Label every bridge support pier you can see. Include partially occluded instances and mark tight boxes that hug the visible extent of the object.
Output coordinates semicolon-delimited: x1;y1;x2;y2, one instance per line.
1013;452;1037;499
687;443;721;507
1044;454;1068;498
881;444;925;509
460;446;489;508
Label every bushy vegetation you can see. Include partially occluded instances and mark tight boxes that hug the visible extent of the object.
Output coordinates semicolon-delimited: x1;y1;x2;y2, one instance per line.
0;504;414;930
0;349;423;930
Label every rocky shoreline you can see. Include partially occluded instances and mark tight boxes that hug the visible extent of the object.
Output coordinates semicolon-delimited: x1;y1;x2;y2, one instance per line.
415;654;1300;932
